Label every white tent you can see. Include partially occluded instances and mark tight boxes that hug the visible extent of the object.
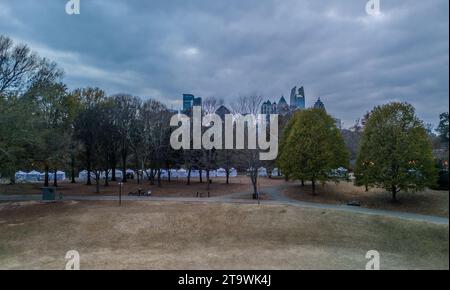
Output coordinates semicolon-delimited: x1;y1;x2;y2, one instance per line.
15;171;27;182
114;170;124;180
38;172;49;181
271;168;280;176
26;170;41;182
216;168;226;177
144;169;153;179
258;167;268;177
40;171;65;181
78;170;87;180
160;169;169;179
209;170;217;178
100;170;109;180
170;169;179;178
191;170;200;178
56;171;66;181
230;168;238;177
177;169;188;178
78;170;96;181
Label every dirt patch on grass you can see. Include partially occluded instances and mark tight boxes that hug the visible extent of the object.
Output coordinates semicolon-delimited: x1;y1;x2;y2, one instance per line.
283;181;449;217
0;200;447;270
0;176;284;198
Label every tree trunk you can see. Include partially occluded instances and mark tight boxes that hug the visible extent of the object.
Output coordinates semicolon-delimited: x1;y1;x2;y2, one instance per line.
157;169;161;187
71;154;76;183
199;169;203;183
226;170;229;185
105;153;109;186
187;168;191;185
122;153;127;183
311;179;316;195
301;179;305;187
136;161;140;185
95;175;100;193
104;170;109;186
86;148;92;185
149;168;154;185
111;154;117;181
392;185;398;202
53;168;58;187
44;164;49;187
251;173;258;196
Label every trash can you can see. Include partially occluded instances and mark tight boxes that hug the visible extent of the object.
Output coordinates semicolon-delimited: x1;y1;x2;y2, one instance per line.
42;187;56;202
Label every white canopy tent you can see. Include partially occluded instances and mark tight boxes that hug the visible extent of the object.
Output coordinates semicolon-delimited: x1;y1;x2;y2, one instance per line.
258;167;268;177
26;170;41;182
209;170;217;178
177;169;188;178
15;171;27;182
216;168;226;177
191;170;200;178
78;170;96;181
170;169;179;178
160;169;169;179
271;168;280;176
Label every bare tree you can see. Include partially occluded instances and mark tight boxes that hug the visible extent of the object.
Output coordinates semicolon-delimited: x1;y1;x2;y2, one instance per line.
111;94;141;183
231;95;263;198
202;96;224;114
0;35;62;95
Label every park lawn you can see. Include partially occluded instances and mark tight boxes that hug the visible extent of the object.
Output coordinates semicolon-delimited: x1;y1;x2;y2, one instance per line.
283;181;449;217
0;200;448;270
0;176;284;198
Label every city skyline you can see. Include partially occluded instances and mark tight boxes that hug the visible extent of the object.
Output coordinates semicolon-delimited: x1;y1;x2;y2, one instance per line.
0;0;448;128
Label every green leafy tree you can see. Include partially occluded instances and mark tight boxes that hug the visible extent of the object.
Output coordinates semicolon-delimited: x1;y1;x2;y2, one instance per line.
355;102;437;201
73;87;107;185
278;108;349;195
0;95;40;182
436;112;449;143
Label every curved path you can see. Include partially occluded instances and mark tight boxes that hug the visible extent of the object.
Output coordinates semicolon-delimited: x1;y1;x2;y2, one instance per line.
1;184;448;225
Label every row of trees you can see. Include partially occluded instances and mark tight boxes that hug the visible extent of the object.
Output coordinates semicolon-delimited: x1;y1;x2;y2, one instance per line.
278;102;447;201
1;34;448;199
0;35;271;194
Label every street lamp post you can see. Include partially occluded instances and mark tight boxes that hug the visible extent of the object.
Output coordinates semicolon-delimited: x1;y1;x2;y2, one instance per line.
119;182;123;206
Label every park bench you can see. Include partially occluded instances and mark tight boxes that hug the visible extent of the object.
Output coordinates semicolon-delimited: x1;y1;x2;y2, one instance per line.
128;189;152;197
194;192;210;198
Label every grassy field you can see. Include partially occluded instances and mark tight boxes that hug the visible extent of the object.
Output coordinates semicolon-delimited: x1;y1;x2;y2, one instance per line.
0;200;448;270
0;176;284;197
283;181;449;217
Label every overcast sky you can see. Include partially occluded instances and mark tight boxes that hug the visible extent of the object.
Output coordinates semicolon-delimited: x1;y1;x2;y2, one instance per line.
0;0;448;127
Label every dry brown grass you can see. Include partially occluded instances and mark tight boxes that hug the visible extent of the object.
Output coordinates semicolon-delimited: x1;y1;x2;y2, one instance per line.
0;176;284;198
283;181;449;217
0;200;448;270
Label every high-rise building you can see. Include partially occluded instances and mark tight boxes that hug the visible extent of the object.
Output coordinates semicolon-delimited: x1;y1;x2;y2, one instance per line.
261;100;278;115
313;97;325;110
277;96;289;114
290;86;306;109
182;94;202;113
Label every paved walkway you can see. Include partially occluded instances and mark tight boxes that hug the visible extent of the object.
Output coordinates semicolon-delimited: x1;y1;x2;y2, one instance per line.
1;185;448;225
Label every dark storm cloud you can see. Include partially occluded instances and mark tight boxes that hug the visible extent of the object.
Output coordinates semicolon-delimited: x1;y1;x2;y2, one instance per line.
0;0;448;126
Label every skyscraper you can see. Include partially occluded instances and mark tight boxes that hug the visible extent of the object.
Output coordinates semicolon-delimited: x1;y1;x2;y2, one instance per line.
290;86;306;109
277;96;289;114
313;97;325;110
182;94;202;113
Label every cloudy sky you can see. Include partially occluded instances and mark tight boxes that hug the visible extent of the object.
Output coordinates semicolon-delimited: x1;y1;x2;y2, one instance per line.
0;0;448;127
